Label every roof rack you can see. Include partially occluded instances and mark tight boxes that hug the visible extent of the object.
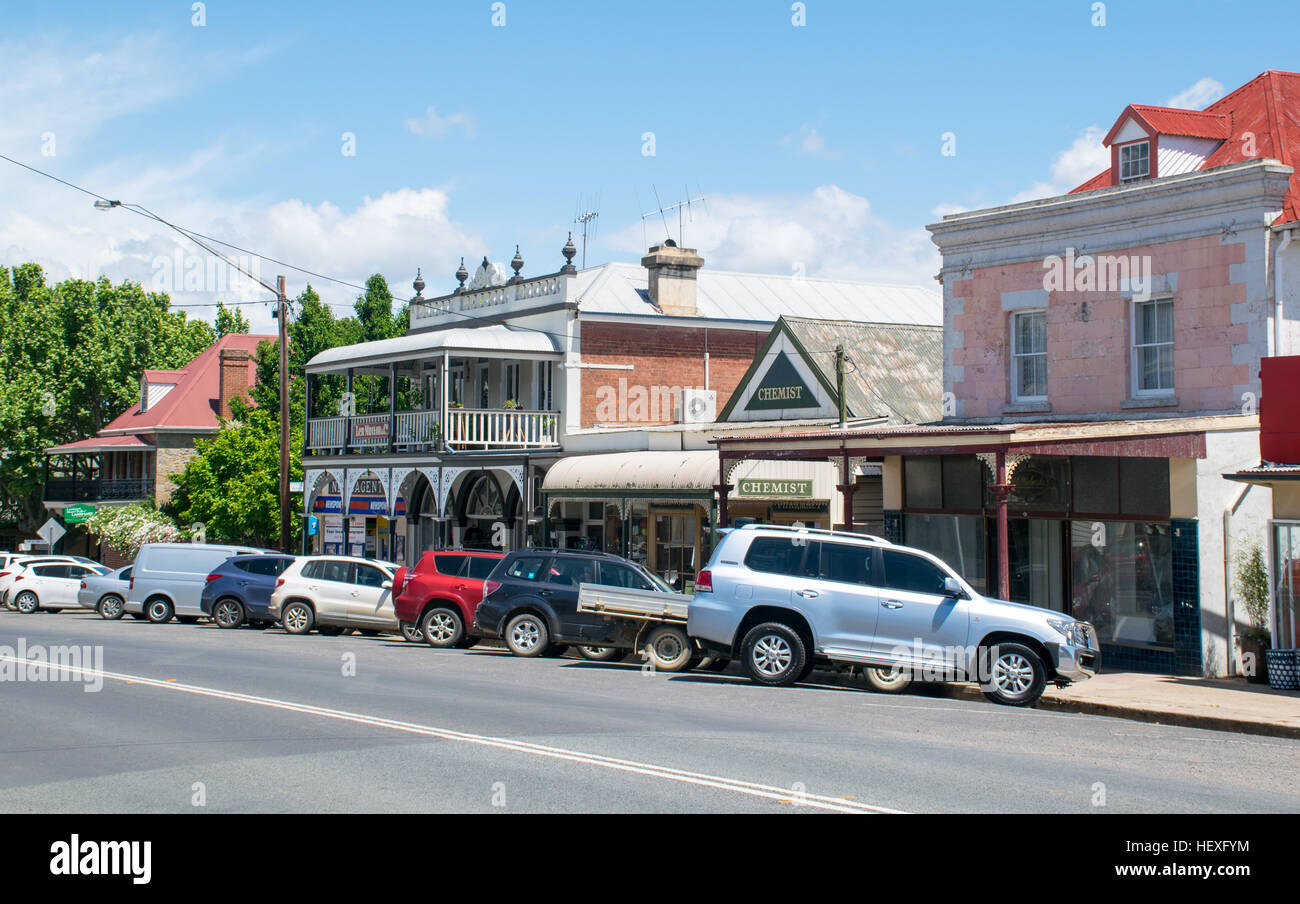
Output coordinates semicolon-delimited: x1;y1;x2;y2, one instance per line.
736;523;891;544
516;546;622;558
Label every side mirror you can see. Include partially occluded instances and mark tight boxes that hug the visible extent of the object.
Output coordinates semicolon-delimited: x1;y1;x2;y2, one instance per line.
382;580;393;590
943;576;965;599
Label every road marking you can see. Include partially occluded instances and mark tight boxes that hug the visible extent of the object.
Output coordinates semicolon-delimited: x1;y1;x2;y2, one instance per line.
0;654;905;814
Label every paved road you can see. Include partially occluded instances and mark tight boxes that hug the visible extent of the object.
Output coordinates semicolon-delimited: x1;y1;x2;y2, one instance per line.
2;610;1297;813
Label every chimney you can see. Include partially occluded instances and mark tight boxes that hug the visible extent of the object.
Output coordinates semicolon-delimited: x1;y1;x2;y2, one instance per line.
641;240;704;316
218;347;252;419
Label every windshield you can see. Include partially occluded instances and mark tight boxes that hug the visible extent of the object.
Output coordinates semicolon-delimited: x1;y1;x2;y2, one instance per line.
644;569;674;593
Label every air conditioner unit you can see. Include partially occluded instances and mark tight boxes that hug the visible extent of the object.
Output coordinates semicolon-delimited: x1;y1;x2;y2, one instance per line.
678;389;717;424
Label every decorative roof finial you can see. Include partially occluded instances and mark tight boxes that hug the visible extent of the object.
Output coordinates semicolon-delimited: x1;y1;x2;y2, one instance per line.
412;268;425;299
454;257;468;294
560;232;578;274
509;245;524;284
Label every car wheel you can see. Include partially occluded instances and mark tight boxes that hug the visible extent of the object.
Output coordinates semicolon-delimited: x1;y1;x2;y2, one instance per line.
97;595;125;620
317;625;345;636
282;602;314;635
980;642;1047;706
504;613;549;657
400;622;423;643
642;625;695;672
213;598;245;629
421;607;465;649
739;622;807;687
14;591;39;614
146;598;174;624
576;645;623;662
861;664;913;694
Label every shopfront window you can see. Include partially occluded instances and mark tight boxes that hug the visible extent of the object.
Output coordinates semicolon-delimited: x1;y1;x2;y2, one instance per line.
1069;521;1173;648
1008;518;1064;611
1273;522;1300;650
903;514;987;595
653;508;699;592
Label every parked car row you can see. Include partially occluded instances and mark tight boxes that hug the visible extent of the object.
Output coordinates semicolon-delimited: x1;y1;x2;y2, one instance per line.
1;524;1104;706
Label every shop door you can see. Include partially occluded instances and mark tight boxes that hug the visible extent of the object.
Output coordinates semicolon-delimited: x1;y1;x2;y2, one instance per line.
1005;518;1065;611
651;509;700;592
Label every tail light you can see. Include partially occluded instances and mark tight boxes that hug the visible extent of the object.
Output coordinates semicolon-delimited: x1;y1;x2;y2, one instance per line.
695;569;713;592
275;577;285;588
394;567;409;593
0;571;8;579
13;575;23;582
205;573;221;583
482;580;501;601
129;577;134;590
80;581;87;589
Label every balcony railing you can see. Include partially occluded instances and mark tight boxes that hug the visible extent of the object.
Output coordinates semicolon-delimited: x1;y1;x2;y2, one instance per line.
307;408;559;454
44;478;155;502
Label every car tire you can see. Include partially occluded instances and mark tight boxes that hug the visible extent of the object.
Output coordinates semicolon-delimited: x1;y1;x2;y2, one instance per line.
576;645;623;662
739;622;807;687
979;642;1047;706
97;595;125;620
213;598;245;629
146;598;174;624
504;613;549;657
282;602;314;635
861;665;913;694
400;622;423;643
14;591;39;614
642;625;695;672
317;625;345;636
421;607;465;649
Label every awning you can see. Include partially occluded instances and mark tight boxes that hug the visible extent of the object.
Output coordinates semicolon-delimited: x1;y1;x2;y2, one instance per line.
542;451;717;496
307;323;561;374
46;435;155;455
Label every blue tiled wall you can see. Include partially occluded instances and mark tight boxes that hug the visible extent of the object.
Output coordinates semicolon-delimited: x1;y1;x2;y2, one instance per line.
1170;518;1202;676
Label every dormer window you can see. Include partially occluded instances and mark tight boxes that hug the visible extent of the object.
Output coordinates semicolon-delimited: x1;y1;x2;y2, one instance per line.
1119;141;1150;183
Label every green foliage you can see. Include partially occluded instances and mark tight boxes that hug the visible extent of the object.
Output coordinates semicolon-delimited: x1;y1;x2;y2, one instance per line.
0;264;215;528
213;300;250;337
1235;540;1271;646
83;502;185;559
166;396;303;548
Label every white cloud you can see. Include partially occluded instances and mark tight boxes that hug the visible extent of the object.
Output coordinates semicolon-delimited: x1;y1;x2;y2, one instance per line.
405;106;476;139
1009;125;1110;203
779;124;840;160
608;184;937;287
1166;77;1224;110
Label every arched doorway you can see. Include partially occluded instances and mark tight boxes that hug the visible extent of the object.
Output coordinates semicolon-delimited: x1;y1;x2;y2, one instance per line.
459;472;506;549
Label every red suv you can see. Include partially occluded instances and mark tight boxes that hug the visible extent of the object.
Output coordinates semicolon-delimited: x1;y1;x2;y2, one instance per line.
394;550;504;648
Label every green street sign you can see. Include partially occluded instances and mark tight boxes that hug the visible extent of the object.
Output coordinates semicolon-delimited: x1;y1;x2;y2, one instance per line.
63;503;97;525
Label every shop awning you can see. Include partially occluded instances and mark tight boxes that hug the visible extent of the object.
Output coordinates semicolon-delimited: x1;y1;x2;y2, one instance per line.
542;451;718;496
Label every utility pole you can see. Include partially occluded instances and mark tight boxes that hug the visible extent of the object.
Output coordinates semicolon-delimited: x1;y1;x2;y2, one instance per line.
835;344;847;428
278;275;291;554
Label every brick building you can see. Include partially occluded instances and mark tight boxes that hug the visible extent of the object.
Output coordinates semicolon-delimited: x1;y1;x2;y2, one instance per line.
301;238;940;588
43;332;273;559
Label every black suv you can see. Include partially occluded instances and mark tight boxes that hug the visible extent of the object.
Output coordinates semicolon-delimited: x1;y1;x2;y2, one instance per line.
476;548;670;658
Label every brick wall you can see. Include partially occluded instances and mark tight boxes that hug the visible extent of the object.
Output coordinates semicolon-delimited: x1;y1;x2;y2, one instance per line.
948;233;1253;419
578;321;763;427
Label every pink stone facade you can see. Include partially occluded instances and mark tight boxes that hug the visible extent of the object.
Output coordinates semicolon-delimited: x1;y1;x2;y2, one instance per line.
948;233;1252;419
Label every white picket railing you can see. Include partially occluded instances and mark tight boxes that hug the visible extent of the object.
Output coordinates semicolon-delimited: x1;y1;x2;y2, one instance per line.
446;408;559;449
307;417;346;449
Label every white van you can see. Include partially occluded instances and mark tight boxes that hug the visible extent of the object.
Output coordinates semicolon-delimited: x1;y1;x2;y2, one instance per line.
126;542;262;623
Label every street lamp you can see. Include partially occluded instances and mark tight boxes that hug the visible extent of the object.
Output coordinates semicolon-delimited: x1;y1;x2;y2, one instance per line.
91;200;294;554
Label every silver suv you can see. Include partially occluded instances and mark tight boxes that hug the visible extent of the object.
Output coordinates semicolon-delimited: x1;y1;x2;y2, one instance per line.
687;525;1099;706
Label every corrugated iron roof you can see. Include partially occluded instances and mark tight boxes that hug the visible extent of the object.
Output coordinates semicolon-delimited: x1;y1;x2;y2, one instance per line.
1103;105;1231;144
46;435;156;454
780;317;943;424
571;262;941;326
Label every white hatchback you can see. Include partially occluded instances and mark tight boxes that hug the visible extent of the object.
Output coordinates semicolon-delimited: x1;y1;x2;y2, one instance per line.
269;556;401;636
10;561;112;614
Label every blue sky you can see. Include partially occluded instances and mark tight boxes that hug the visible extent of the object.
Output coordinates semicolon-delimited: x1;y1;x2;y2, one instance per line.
0;0;1291;328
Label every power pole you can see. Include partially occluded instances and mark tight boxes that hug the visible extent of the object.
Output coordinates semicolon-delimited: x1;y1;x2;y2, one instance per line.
278;275;291;554
836;344;847;428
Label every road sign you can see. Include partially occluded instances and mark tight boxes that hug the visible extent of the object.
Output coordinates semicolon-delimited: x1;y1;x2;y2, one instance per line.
289;481;304;494
63;503;98;525
36;518;66;547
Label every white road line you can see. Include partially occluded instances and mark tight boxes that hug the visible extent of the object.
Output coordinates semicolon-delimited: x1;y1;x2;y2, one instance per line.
0;655;906;814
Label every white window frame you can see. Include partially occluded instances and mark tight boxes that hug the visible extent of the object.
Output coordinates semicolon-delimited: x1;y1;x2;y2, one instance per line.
503;362;520;407
450;364;465;406
1119;141;1150;183
535;361;554;411
1011;309;1048;403
477;362;490;409
1131;296;1175;397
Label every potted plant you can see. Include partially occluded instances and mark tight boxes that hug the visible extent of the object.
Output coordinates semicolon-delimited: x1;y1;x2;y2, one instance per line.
1235;541;1271;684
502;399;521;410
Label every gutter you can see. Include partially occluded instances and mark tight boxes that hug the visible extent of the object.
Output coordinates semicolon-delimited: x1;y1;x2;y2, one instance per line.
1275;226;1294;355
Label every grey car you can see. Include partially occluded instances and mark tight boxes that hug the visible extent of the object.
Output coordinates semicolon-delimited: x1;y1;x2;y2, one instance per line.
687;525;1099;706
76;565;133;619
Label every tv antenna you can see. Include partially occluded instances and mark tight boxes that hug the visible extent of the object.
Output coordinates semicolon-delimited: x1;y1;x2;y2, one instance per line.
573;195;600;269
640;185;706;247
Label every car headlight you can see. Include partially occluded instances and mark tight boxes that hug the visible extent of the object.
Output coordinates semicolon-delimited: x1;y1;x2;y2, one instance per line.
1047;618;1090;646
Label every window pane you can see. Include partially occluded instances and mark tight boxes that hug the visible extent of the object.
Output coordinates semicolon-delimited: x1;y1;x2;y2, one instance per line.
1072;457;1119;514
881;549;949;596
549;557;596;586
1070;521;1171;647
904;457;942;509
743;537;811;577
1156;301;1173;343
1119;458;1169;516
506;556;549;581
941;455;985;511
818;542;875;586
434;554;468;576
467;558;499;580
354;565;387;587
902;514;986;594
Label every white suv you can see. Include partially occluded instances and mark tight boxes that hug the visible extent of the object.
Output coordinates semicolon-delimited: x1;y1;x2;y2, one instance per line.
269;556;402;636
9;561;111;614
687;525;1099;706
